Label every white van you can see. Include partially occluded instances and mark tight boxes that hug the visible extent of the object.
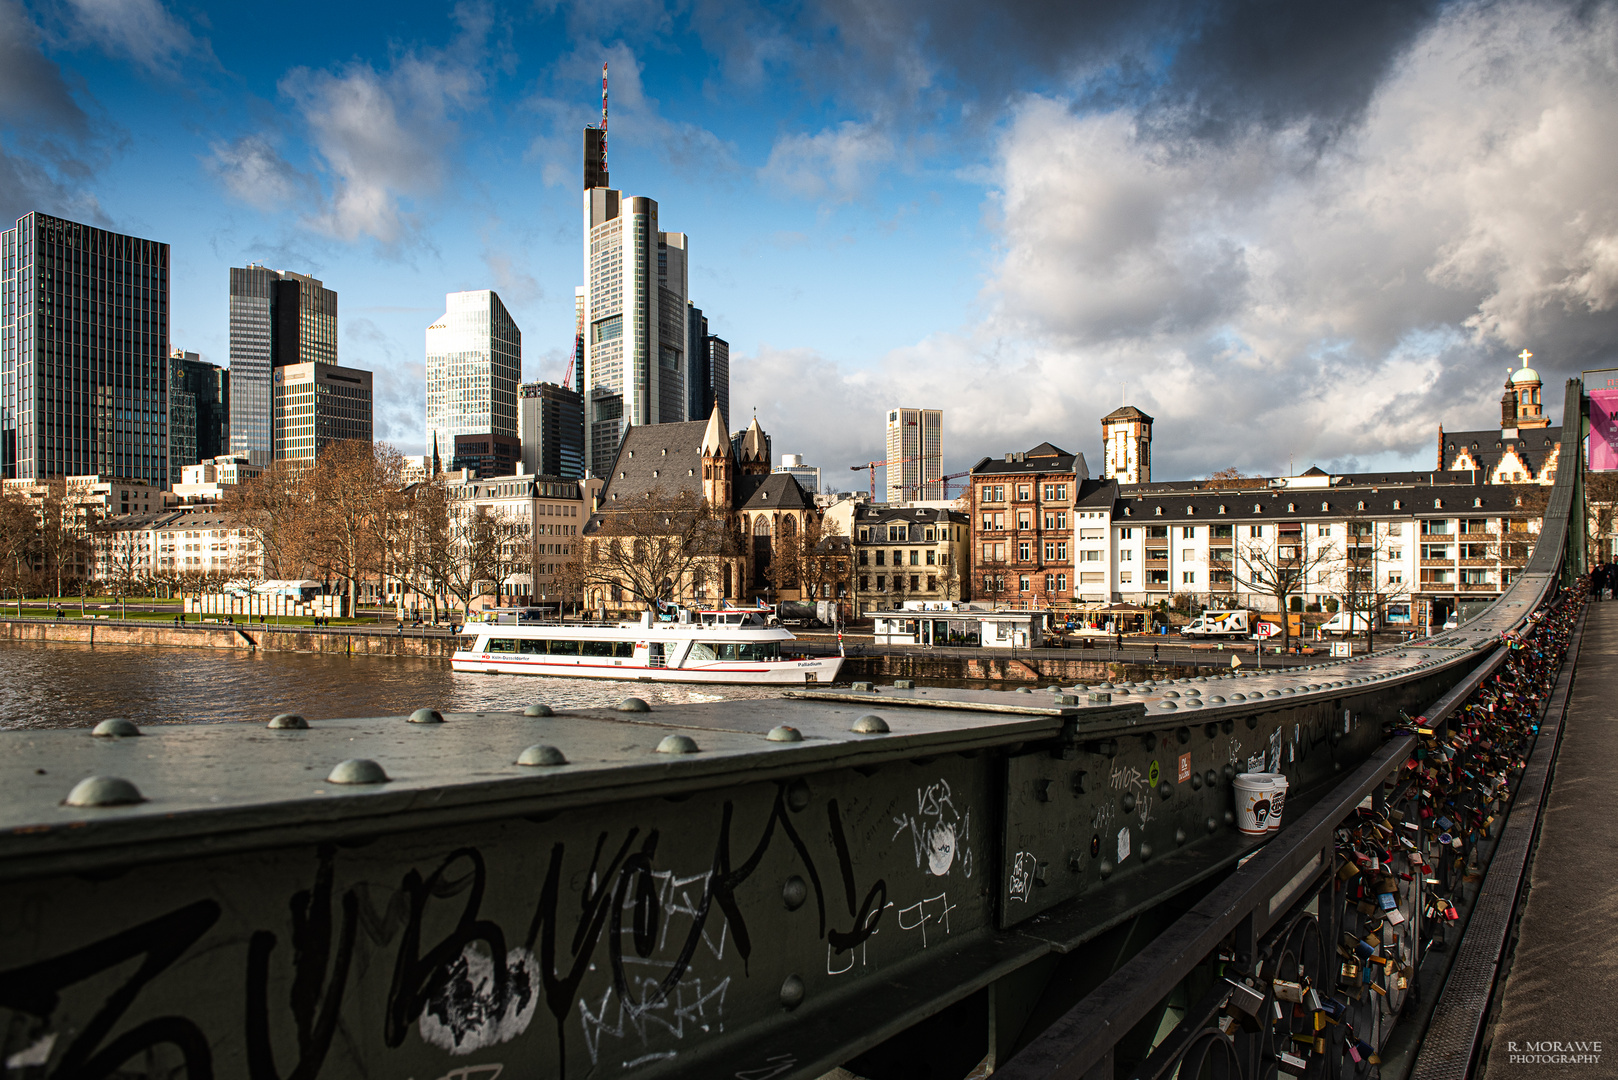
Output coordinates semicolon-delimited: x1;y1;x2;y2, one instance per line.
1319;610;1372;635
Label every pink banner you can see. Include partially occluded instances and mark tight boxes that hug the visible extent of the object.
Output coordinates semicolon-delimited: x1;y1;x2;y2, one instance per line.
1591;388;1618;471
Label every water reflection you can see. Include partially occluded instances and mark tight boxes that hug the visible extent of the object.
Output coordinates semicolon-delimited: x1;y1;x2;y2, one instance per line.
0;641;785;730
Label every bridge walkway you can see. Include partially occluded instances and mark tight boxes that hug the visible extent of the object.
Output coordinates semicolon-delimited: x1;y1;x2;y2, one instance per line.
1483;600;1618;1077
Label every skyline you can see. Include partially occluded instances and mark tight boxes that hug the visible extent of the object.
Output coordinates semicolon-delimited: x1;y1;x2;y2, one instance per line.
3;0;1616;490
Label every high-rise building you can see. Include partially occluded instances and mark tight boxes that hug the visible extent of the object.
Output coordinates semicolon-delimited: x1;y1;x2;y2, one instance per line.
424;290;521;469
272;361;373;463
580;79;690;476
228;265;337;465
885;407;943;502
686;305;731;433
520;381;585;479
168;348;228;485
775;453;821;494
1;212;170;484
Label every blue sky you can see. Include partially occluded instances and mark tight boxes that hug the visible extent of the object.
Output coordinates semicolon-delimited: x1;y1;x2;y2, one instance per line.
6;0;1618;487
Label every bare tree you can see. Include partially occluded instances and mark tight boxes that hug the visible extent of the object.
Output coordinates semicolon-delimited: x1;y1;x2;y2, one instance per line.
38;479;90;598
800;517;851;608
975;553;1010;608
223;461;310;580
1239;535;1338;654
440;506;505;619
98;524;148;620
0;488;38;615
1330;514;1412;653
1207;468;1267;490
304;439;402;616
580;488;737;613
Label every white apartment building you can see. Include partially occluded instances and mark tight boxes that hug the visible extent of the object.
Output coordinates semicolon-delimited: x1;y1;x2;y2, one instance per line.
425;290;522;465
92;507;263;581
440;470;588;608
171;455;263;503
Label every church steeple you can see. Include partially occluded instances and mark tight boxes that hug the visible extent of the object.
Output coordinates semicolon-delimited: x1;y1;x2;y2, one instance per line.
699;402;732;507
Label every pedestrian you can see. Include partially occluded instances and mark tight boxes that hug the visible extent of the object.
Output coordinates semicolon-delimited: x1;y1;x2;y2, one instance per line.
1116;630;1123;651
1152;641;1159;663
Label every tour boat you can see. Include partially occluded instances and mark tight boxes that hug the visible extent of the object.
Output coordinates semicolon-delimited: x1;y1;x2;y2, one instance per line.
451;608;844;685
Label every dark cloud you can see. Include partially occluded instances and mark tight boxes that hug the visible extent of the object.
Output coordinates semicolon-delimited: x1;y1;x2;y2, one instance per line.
0;0;107;224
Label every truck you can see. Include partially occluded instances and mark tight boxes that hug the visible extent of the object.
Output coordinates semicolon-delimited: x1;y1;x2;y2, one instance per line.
1179;609;1251;638
1319;610;1373;636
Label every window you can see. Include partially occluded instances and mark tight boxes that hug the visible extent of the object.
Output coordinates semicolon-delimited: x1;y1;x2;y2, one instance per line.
858;550;869;565
1120;571;1133;583
1018;512;1031;530
1421;544;1451;560
927;576;937;591
1044;512;1068;529
909;550;920;565
859;575;869;590
1388;523;1403;536
1056;573;1067;591
1019;575;1030;591
1249;525;1263;537
1044;573;1054;592
994;513;1005;530
995;543;1005;559
926;549;936;565
875;550;885;566
1388;571;1402;585
1388;546;1402;559
1147;525;1168;538
1182;571;1195;584
1180;527;1193;538
1018;541;1031;561
910;575;920;591
876;575;887;592
1120;550;1133;561
1080;549;1103;562
1212;524;1233;539
1422;519;1452;535
858;527;869;541
1056;541;1067;560
1079;527;1104;540
1181;548;1195;561
1044;541;1056;561
1017;485;1031;500
924;528;935;541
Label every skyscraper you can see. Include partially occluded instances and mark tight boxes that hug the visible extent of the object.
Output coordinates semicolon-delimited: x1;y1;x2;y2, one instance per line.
580;67;690;477
273;361;373;463
520;381;585;479
1;212;170;484
228;265;337;465
885;408;943;502
168;348;228;484
424;290;521;468
686;305;731;433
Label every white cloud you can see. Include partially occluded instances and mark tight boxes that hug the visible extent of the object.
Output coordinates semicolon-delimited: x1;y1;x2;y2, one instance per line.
64;0;206;75
206;134;314;210
758;121;895;202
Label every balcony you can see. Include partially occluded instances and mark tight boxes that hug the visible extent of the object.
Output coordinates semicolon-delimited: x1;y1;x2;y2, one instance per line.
1145;581;1170;592
1457;581;1498;592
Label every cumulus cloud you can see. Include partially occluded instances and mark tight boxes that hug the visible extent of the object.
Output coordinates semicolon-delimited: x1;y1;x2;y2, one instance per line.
62;0;209;75
736;1;1618;482
206;133;316;210
758;121;895;202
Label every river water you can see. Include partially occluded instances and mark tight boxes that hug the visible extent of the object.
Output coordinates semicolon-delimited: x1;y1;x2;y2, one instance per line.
0;640;785;730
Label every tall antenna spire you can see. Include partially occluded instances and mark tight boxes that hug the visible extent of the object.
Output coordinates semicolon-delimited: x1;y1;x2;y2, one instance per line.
600;62;608;173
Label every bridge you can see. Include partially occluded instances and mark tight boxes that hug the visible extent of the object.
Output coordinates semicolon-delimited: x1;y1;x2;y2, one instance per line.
0;380;1596;1080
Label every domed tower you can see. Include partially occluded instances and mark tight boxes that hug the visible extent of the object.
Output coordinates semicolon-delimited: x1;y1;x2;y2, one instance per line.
699;402;732;508
1510;350;1549;429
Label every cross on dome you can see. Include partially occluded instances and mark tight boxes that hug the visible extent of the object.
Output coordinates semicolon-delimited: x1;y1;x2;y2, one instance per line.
1518;349;1533;365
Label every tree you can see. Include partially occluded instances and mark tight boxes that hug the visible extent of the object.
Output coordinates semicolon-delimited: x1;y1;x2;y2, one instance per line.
99;524;148;619
440;505;505;618
38;479;90;598
765;527;801;598
0;488;38;615
800;517;851;610
224;461;311;580
1239;533;1338;654
937;545;961;601
976;553;1011;608
1330;513;1411;654
579;488;736;613
1207;468;1267;490
304;439;401;616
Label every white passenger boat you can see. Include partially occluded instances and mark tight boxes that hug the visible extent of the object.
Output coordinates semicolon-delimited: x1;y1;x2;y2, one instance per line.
451;608;844;685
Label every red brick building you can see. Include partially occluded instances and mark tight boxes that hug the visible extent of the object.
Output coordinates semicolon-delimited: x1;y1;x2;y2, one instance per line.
968;443;1082;611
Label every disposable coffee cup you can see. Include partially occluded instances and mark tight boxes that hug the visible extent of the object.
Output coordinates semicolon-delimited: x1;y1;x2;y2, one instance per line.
1267;774;1289;832
1233;773;1274;836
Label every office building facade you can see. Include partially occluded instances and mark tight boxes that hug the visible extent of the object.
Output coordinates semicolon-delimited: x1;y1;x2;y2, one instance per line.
168;348;228;485
775;453;821;494
228;265;337;465
424;290;521;468
1;212;170;484
519;381;585;479
272;362;373;463
686;304;730;433
885;407;944;502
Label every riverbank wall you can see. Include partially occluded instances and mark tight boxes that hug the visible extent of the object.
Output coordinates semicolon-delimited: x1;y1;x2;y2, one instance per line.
0;620;459;658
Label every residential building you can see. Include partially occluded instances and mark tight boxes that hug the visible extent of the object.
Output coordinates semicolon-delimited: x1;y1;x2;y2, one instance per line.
228;265;337;465
519;381;585;479
424;290;521;467
171;455;263;503
1438;359;1561;484
93;506;264;582
437;470;587;609
968;443;1088;611
451;433;521;479
851;505;969;615
885;407;943;502
1;213;170;486
271;361;373;463
168;348;228;485
1101;404;1153;484
775;453;821;494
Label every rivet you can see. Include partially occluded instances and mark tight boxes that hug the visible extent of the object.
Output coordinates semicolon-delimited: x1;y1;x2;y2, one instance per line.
1177;726;1191;743
408;708;444;724
523;703;555;717
1223;763;1236;780
617;697;651;713
786;778;812;811
64;775;144;807
1175;827;1187;846
780;974;805;1010
1160;701;1178;710
1207;816;1219;833
1246;716;1259;729
1139;842;1153;862
1015;687;1033;694
782;876;808;910
91;718;140;737
517;744;567;766
767;725;803;742
1190;773;1203;790
1205;769;1218;787
1223;809;1235;825
656;734;699;754
1163;690;1180;698
851;714;889;734
268;713;308;730
1157;781;1171;799
327;758;389;784
1121;791;1137;813
1204;723;1219;739
1099;860;1114;878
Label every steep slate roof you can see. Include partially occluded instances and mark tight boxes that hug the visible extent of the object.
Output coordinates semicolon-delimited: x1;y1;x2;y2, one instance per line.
1074;477;1118;509
1110;477;1540;522
1442;426;1561;478
1102;405;1155;423
583;419;712;535
852;505;965;527
971;444;1082;477
738;471;813;511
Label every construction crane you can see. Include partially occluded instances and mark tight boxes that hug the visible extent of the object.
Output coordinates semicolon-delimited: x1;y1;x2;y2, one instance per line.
903;469;973;499
849;455;917;500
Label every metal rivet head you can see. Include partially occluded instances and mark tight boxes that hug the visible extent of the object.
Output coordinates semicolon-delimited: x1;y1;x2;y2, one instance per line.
1190;773;1203;790
656;734;699;754
91;718;140;737
851;714;889;734
618;697;651;713
523;704;555;717
64;775;144;807
327;758;389;784
517;744;567;766
1099;860;1115;878
782;876;808;910
1015;687;1033;694
268;713;308;730
1157;781;1172;799
767;725;803;742
1223;809;1235;825
1163;690;1180;698
1205;769;1218;787
408;708;444;724
780;974;806;1010
1207;816;1219;833
1177;726;1191;743
1121;791;1137;813
1160;701;1179;710
1139;842;1153;862
1175;827;1188;845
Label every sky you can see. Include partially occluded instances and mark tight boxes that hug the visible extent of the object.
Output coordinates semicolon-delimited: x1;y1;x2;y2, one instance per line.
4;0;1617;492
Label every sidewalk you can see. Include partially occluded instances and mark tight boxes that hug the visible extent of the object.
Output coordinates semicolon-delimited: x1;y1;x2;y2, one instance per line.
1484;601;1617;1077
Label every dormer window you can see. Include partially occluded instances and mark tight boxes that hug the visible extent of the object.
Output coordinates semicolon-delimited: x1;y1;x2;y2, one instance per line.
1186;506;1195;515
1392;499;1402;510
1154;506;1163;516
1320;502;1329;511
1473;497;1483;508
1286;502;1295;512
1253;504;1262;513
1434;499;1443;509
1218;504;1226;514
1357;500;1366;511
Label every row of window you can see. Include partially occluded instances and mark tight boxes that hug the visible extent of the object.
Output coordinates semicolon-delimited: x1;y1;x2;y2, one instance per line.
979;541;1069;562
977;483;1069;503
857;549;946;566
979;573;1069;593
859;575;943;593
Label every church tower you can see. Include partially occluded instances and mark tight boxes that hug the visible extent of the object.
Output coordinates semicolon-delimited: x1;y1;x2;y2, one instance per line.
1508;350;1549;430
1101;405;1154;485
699;403;732;507
737;414;771;477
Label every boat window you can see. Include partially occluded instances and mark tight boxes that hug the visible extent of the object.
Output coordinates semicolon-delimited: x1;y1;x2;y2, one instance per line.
582;641;616;657
737;641;781;661
616;642;634;657
519;639;547;654
549;640;580;655
486;638;518;653
688;642;716;661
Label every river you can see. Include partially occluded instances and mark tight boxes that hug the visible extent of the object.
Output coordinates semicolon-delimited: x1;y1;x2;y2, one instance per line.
0;640;786;730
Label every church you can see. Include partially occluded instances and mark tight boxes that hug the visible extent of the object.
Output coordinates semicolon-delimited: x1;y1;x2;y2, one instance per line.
580;405;819;613
1438;352;1561;484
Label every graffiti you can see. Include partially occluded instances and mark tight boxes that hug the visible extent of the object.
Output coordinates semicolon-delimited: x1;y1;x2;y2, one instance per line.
1008;851;1038;903
578;974;730;1066
895;893;957;949
891;779;973;878
736;1053;798;1080
431;1066;504;1080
